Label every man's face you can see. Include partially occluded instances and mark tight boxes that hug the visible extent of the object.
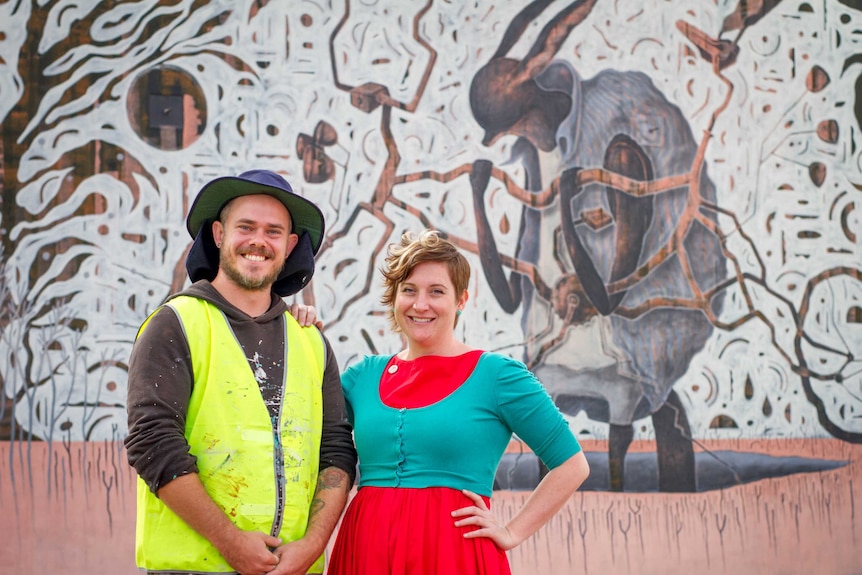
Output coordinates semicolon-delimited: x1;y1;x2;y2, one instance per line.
212;194;299;292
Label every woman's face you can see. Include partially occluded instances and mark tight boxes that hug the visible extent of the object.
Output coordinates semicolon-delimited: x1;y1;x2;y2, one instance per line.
393;261;467;354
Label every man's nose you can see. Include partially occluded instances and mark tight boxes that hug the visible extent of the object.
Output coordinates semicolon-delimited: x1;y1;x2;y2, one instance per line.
248;229;267;244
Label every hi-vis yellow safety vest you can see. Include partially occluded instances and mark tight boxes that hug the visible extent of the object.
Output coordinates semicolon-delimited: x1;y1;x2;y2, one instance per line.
135;296;325;573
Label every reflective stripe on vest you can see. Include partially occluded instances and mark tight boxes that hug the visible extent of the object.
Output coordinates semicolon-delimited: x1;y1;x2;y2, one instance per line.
135;296;325;573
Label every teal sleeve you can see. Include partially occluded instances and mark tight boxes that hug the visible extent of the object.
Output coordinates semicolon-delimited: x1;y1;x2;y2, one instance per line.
492;354;582;469
340;355;390;427
340;358;361;425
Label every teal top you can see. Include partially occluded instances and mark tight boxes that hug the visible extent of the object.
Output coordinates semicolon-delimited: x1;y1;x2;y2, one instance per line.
342;352;582;497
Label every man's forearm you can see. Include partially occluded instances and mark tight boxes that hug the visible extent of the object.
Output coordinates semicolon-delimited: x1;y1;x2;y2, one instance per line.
271;466;352;574
157;473;241;551
305;466;352;549
157;474;283;574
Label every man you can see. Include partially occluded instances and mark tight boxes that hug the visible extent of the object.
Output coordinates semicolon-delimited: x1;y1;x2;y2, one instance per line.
125;169;356;575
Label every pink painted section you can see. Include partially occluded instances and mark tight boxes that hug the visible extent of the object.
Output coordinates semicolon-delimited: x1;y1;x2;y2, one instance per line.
0;441;137;573
1;440;859;574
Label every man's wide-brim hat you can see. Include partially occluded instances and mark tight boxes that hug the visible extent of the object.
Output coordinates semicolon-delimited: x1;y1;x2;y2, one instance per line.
186;169;325;252
184;169;325;297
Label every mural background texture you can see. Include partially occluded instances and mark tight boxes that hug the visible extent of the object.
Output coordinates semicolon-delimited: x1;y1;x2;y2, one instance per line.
1;0;860;573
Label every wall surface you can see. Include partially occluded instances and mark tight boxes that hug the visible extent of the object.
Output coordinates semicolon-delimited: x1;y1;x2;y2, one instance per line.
1;0;861;573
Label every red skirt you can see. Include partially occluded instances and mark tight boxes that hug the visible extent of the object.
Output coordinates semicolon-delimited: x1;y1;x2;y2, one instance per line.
327;486;511;575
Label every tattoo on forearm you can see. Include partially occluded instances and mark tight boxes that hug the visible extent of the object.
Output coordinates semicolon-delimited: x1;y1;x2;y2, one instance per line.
308;498;325;525
308;468;348;526
318;467;347;491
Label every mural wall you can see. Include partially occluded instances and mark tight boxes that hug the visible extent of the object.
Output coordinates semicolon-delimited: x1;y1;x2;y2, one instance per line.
1;0;860;573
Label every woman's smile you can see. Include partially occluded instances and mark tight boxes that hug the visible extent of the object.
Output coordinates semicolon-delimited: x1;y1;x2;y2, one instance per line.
394;261;467;355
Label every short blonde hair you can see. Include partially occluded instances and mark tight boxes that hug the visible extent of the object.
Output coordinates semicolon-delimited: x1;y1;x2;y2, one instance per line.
380;230;471;332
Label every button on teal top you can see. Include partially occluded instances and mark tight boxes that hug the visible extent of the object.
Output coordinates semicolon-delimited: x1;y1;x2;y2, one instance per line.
342;352;582;497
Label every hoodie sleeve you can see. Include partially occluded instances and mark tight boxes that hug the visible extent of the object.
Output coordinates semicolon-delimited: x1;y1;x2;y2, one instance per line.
124;306;199;493
318;335;358;485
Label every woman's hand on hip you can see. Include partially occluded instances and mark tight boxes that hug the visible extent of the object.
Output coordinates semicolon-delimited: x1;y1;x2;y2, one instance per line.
451;489;521;551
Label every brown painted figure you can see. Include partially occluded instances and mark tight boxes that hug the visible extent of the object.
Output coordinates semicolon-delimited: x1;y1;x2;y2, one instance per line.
468;0;728;492
297;0;861;479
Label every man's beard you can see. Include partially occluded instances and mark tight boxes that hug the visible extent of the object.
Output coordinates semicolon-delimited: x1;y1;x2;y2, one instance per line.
219;249;282;291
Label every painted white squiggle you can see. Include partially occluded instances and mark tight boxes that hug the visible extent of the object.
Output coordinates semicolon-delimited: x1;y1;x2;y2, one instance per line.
0;0;859;444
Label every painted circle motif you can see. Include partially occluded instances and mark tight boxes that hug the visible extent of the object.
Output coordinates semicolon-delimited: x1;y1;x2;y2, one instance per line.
126;65;207;150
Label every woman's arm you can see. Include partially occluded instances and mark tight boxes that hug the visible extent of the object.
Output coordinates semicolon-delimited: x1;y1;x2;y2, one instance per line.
452;450;589;550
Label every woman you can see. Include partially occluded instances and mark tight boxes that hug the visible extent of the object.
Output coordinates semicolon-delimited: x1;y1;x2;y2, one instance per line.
326;229;589;574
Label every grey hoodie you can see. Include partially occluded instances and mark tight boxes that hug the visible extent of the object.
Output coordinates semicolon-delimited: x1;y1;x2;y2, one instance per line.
125;280;357;494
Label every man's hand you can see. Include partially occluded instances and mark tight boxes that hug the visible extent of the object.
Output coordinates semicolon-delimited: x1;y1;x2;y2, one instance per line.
267;537;320;575
288;302;323;330
157;475;286;575
265;467;351;575
215;529;282;575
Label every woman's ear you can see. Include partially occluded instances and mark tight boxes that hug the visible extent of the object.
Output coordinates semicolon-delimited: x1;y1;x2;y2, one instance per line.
458;289;469;309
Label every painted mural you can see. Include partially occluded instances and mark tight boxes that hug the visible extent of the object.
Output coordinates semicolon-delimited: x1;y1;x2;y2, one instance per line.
1;0;861;573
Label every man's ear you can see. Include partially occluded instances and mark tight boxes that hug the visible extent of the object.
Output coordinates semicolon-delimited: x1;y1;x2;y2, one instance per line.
212;220;224;247
273;231;316;297
285;232;300;259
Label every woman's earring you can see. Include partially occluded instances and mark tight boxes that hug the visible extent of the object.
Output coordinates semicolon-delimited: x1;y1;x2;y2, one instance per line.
456;309;462;316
